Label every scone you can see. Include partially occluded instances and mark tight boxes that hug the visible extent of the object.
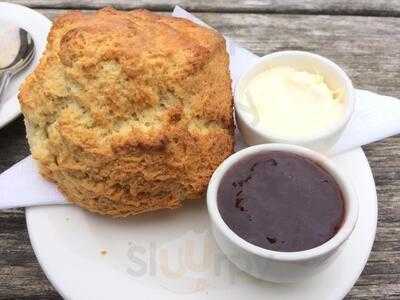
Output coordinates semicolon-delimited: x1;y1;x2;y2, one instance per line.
18;8;234;217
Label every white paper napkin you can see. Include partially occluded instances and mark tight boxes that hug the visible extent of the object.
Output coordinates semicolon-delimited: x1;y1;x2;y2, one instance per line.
1;6;400;209
0;158;67;209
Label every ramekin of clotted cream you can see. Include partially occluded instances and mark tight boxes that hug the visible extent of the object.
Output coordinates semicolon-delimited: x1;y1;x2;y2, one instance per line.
235;51;355;152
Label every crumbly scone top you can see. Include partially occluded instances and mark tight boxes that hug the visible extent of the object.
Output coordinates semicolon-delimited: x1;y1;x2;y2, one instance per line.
19;8;234;216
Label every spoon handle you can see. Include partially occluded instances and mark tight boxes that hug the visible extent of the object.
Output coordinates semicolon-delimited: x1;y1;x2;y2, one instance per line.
0;71;12;103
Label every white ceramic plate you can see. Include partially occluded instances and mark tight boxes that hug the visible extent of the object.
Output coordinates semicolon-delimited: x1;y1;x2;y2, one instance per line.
26;147;377;300
0;2;51;129
10;3;376;298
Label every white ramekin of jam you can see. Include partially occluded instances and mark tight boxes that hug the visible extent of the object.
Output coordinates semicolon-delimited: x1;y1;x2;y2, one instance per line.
207;143;358;283
234;51;355;153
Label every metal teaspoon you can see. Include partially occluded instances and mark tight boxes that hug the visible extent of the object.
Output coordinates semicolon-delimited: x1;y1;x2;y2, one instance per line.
0;26;35;103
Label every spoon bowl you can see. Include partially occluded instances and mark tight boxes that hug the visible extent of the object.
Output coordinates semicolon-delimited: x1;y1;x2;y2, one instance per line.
0;26;35;104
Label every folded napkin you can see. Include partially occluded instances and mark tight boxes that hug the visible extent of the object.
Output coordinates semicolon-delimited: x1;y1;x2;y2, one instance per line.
1;6;400;210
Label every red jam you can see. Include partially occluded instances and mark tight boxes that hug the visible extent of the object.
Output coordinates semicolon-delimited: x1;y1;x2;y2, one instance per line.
217;151;345;252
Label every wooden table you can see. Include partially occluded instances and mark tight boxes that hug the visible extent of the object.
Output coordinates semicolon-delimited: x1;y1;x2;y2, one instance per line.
1;1;399;298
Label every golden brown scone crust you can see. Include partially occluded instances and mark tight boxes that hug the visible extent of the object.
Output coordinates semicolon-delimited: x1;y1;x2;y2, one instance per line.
19;8;234;217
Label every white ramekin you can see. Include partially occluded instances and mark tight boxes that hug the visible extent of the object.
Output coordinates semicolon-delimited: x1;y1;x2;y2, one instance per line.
207;143;359;283
234;51;355;153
